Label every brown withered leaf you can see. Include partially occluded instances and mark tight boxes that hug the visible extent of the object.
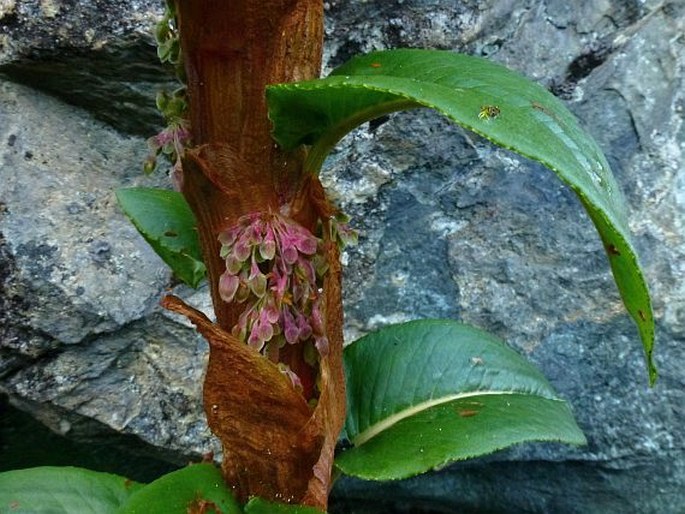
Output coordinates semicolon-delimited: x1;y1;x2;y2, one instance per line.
302;180;346;508
161;295;323;505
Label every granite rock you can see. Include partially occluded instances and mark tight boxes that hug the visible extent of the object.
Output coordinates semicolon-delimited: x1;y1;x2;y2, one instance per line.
0;0;173;135
0;78;218;461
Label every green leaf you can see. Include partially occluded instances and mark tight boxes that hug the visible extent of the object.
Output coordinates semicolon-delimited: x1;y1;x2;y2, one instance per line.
0;466;143;514
117;463;241;514
244;497;323;513
267;49;655;384
116;187;206;288
336;320;586;480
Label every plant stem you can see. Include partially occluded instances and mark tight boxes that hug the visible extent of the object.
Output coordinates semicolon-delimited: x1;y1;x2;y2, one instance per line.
171;1;345;510
176;0;324;330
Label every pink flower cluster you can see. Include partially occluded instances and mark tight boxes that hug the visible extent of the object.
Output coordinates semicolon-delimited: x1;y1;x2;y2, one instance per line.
218;212;329;362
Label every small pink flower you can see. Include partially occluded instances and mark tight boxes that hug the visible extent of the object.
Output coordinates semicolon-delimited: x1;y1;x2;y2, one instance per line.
292;231;318;255
233;239;251;262
247;329;265;352
247;222;262;245
271;268;289;301
281;307;299;344
296;257;316;285
218;226;241;247
281;240;298;266
336;223;358;247
247;259;267;298
314;336;329;357
259;226;276;260
262;299;280;325
145;122;191;174
310;300;324;334
296;313;312;341
218;272;240;303
256;318;274;343
225;254;243;275
233;308;250;341
235;278;250;303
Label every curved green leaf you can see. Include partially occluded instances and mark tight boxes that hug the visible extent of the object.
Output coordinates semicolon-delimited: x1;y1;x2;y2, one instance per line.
336;320;586;480
267;49;655;384
117;463;241;514
116;187;206;288
0;466;142;514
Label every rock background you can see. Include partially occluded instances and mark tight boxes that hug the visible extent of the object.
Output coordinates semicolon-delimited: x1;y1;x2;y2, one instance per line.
1;1;683;513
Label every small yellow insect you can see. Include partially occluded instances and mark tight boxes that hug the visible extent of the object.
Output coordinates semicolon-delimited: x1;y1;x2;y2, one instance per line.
478;105;501;120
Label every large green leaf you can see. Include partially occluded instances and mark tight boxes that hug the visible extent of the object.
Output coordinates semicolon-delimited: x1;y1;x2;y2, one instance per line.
116;187;206;288
0;466;143;513
117;463;241;514
267;49;655;384
336;320;586;480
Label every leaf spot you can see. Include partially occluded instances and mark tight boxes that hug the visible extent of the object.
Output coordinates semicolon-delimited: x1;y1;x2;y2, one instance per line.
470;356;484;366
638;310;647;322
370;62;382;68
606;243;621;256
164;230;179;237
187;497;221;514
458;409;479;418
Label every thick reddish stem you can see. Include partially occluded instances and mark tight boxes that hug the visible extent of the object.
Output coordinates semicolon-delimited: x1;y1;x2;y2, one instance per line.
177;0;323;330
172;1;345;509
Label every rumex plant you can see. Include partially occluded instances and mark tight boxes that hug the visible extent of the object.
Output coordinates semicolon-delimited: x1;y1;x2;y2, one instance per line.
0;1;656;513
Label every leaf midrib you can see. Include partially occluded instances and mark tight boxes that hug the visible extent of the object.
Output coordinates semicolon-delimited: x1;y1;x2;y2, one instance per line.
352;389;563;447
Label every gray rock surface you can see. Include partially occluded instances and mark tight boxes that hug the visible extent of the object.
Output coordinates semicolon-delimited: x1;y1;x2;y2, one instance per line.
0;77;218;461
1;1;684;512
0;0;171;135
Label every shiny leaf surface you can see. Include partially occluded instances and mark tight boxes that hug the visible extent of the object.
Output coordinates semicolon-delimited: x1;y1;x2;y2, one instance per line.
337;320;586;479
267;49;655;384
